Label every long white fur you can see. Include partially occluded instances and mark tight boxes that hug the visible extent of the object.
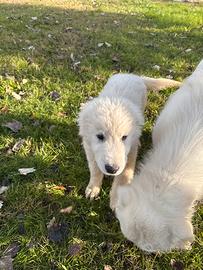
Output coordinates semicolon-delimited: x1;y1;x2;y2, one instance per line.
115;60;203;252
78;73;181;206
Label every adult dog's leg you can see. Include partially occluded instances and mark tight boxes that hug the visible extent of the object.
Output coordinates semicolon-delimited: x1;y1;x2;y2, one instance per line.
110;143;138;210
83;141;104;200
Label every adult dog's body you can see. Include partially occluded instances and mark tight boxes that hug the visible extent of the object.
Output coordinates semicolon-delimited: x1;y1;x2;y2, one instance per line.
78;73;180;208
115;60;203;252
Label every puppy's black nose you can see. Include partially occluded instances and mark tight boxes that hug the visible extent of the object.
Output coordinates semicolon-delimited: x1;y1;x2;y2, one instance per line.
105;164;119;174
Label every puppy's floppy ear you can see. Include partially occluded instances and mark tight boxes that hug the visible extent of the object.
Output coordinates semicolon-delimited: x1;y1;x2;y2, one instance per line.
77;99;95;135
117;184;134;208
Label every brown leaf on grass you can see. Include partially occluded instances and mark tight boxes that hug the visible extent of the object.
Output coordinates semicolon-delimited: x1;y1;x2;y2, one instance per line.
170;259;184;270
58;111;67;117
52;185;66;191
2;120;22;132
59;206;73;214
0;106;9;113
68;243;82;256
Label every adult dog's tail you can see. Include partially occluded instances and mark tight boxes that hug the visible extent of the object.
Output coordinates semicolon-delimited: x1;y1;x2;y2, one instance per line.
142;76;181;91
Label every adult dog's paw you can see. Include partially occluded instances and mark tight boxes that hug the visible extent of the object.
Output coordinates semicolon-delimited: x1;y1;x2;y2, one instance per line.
85;185;100;200
109;197;116;211
109;190;118;211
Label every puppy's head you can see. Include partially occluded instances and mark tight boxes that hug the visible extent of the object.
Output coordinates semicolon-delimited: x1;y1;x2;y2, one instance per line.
78;97;143;176
115;184;194;252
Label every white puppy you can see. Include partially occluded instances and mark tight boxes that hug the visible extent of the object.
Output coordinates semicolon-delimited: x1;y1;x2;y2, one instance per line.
115;60;203;252
78;73;181;208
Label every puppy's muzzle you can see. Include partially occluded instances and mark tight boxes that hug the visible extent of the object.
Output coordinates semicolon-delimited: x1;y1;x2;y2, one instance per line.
105;164;119;175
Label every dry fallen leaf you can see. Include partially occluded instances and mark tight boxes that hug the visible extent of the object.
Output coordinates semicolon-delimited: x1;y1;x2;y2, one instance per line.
112;56;119;62
52;185;66;191
97;42;104;47
113;20;119;25
0;186;9;194
59;206;73;214
58;111;67;117
105;42;112;47
0;106;9;113
11;91;21;100
70;53;75;62
47;217;68;244
27;45;35;50
18;168;36;175
170;259;184;270
0;255;13;270
153;65;160;71
3;242;21;258
64;27;73;32
50;91;60;101
22;78;28;84
68;243;82;256
47;217;56;229
12;139;25;152
185;48;192;53
2;120;22;132
72;61;81;69
0;242;20;270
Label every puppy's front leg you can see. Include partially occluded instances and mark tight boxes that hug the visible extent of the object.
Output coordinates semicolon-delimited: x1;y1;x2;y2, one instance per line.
83;142;104;200
110;143;138;210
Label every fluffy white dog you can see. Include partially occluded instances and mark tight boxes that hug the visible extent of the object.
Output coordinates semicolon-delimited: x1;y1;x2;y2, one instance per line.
115;60;203;252
78;73;180;208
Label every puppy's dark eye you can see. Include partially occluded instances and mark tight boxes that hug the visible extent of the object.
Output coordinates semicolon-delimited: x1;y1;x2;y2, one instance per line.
96;134;105;141
122;135;128;141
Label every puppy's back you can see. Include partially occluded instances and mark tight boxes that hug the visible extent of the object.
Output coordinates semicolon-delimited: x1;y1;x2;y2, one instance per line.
100;74;147;110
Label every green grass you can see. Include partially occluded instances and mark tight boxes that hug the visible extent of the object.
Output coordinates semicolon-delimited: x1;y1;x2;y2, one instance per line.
0;0;202;269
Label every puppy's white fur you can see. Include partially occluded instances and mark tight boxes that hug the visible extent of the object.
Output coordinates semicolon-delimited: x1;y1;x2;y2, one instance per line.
115;60;203;252
78;73;181;208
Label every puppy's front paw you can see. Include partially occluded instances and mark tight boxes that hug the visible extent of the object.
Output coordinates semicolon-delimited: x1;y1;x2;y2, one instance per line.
85;185;101;200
